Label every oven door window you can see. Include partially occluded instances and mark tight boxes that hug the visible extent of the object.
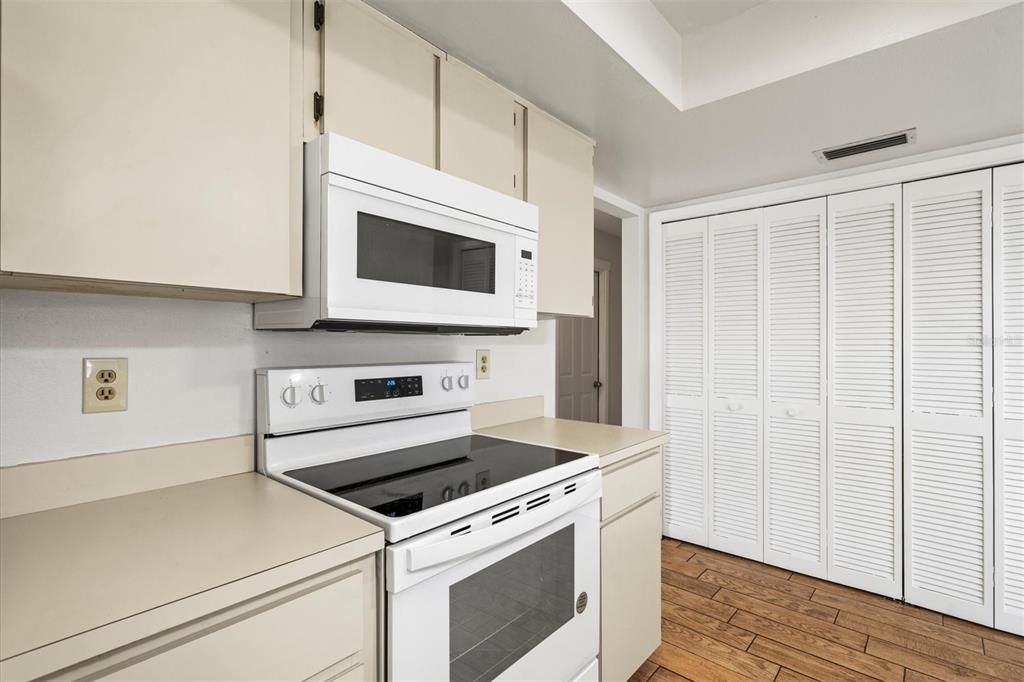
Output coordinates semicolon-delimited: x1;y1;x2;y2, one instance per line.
449;525;575;681
357;212;496;294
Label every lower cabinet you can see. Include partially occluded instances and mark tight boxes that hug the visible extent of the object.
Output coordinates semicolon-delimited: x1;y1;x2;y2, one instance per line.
600;448;662;682
16;554;378;681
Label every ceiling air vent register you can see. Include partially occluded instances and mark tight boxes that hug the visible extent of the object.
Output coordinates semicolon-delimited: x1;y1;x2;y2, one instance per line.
814;128;917;162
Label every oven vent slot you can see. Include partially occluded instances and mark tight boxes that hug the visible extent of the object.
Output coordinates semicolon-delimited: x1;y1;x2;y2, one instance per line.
564;483;577;495
526;494;550;510
449;524;471;536
492;506;521;524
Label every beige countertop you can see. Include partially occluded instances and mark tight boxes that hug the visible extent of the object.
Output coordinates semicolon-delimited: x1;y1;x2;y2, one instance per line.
476;417;668;467
0;473;383;661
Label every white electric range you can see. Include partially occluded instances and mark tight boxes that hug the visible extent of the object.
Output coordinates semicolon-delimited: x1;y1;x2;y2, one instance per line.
256;362;601;682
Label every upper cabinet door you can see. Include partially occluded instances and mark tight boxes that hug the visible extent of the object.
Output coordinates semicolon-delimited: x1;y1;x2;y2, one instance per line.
707;208;764;561
827;185;903;598
0;0;302;296
661;217;709;545
763;198;827;578
994;162;1024;636
322;0;438;167
528;108;595;317
903;169;993;626
439;58;519;197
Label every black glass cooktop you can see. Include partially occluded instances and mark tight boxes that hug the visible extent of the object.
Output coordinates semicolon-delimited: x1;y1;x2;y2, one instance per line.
285;435;588;518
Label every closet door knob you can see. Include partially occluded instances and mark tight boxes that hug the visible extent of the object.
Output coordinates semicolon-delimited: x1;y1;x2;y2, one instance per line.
728;401;743;412
786;407;801;417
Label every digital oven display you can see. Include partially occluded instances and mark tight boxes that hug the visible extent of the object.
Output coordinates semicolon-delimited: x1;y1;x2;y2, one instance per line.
354;375;423;402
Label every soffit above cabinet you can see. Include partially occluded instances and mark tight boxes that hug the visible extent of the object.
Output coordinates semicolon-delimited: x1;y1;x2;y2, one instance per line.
367;0;1023;207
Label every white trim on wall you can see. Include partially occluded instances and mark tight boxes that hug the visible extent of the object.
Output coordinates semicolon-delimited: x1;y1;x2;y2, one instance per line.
595;257;611;424
649;215;664;431
596;185;649;429
649;136;1024;432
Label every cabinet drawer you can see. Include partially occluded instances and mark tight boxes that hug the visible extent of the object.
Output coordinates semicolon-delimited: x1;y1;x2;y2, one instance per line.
103;570;364;680
601;449;661;521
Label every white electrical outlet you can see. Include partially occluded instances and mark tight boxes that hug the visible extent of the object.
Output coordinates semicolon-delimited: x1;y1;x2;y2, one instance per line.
83;358;128;413
476;349;491;380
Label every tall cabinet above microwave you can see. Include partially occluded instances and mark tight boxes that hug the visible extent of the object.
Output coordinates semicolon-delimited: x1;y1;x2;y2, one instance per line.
255;134;539;334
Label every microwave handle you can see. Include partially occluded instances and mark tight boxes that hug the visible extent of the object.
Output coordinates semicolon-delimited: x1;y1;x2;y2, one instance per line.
405;474;601;572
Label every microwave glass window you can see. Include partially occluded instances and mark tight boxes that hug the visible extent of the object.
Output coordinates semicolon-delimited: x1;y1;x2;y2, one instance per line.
448;525;575;681
357;212;496;294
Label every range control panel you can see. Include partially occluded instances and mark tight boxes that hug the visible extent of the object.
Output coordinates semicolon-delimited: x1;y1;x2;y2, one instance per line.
355;375;423;402
260;362;475;434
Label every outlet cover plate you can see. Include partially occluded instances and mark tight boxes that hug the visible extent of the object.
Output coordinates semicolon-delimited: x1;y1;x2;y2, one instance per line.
476;349;490;380
83;358;128;413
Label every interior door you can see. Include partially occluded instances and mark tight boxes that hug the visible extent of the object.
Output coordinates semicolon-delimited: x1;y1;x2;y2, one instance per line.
903;169;993;625
557;273;600;422
827;184;903;598
994;162;1024;635
661;217;709;544
763;198;827;578
708;208;765;561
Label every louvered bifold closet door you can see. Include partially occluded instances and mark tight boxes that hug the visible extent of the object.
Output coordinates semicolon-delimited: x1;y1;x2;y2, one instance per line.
904;169;993;626
708;208;764;560
827;185;903;598
763;198;827;578
662;217;709;544
995;163;1024;635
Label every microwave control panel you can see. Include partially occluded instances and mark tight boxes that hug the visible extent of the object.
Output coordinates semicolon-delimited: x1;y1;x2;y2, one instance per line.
515;239;537;307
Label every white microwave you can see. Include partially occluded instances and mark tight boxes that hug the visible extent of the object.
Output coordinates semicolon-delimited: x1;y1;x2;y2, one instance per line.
255;134;539;334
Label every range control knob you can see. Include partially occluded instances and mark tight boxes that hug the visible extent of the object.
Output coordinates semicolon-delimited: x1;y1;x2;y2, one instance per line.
441;486;454;502
310;383;328;405
280;385;301;408
458;481;471;497
441;375;454;392
457;374;470;390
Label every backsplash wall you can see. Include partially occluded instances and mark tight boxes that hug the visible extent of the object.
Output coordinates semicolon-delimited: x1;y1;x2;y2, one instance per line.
0;290;556;466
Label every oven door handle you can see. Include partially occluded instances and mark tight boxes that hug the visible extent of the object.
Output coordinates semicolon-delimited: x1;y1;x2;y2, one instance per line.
405;474;601;572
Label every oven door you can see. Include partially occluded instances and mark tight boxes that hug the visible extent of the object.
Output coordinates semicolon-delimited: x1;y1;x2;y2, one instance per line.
387;474;600;682
323;173;533;329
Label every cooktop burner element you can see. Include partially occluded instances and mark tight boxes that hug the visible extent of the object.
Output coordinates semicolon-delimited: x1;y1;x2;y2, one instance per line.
285;435;589;518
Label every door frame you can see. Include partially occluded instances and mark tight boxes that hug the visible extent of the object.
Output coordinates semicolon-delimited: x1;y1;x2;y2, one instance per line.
595;258;611;424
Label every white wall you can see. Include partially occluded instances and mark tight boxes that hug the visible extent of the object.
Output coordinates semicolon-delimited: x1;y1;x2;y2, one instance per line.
0;290;556;466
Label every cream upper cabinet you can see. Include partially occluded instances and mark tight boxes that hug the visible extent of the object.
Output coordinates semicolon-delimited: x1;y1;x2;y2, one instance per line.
0;0;303;297
527;108;595;317
439;57;520;196
322;0;438;168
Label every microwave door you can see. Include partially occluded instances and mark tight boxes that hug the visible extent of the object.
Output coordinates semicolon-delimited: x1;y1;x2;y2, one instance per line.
324;181;518;328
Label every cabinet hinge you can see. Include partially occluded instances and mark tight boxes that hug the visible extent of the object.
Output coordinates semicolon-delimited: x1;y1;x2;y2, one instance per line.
313;91;324;122
313;0;325;30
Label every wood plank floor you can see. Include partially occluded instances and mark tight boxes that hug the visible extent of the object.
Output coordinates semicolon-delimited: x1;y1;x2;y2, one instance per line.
630;538;1024;682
